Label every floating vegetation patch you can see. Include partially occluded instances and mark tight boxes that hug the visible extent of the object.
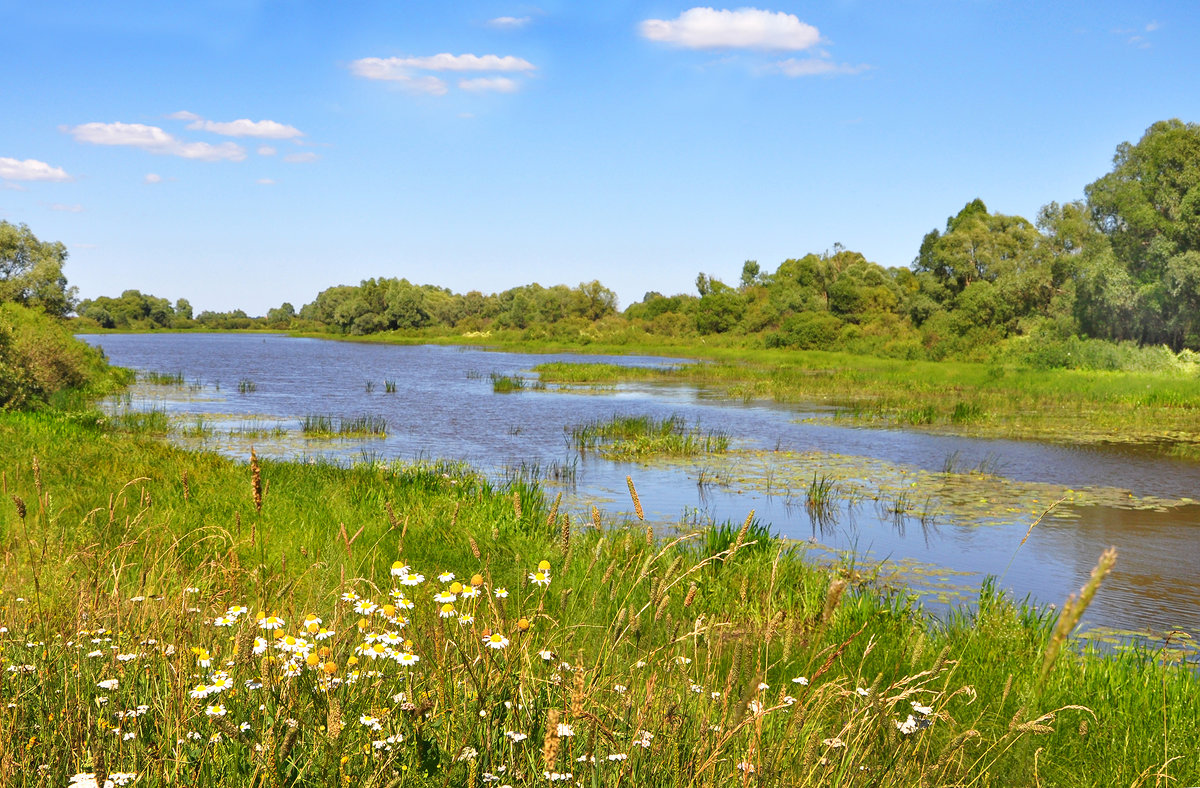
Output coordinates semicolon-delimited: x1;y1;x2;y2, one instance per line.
567;413;730;460
301;413;388;438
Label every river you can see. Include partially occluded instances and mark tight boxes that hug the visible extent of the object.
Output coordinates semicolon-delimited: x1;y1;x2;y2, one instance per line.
79;332;1200;645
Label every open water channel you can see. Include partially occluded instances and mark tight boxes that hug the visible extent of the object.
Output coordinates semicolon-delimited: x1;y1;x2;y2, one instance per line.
80;333;1200;648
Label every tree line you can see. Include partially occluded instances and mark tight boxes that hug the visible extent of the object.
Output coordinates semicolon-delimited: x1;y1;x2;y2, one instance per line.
8;119;1200;368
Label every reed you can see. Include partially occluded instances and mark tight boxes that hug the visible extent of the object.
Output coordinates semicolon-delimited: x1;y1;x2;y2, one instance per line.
139;370;185;385
237;378;257;394
568;413;730;459
300;413;388;437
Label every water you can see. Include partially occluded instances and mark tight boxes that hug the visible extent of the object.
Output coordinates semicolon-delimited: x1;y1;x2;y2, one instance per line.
80;332;1200;641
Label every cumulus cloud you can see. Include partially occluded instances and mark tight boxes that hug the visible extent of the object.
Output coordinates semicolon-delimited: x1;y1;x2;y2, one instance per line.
350;53;535;95
190;118;303;139
283;152;319;163
640;7;821;50
0;157;73;182
66;122;246;161
773;57;870;77
488;16;532;29
258;146;277;156
459;77;519;93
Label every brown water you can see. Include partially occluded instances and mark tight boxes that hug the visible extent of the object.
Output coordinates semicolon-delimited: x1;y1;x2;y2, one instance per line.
80;333;1200;642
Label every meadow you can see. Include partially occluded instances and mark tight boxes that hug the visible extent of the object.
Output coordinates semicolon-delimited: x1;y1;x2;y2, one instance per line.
2;407;1198;787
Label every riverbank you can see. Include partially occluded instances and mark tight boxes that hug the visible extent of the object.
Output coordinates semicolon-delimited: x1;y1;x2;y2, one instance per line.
2;408;1197;786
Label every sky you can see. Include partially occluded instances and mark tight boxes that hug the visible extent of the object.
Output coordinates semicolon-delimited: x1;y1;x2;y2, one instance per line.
2;1;1198;315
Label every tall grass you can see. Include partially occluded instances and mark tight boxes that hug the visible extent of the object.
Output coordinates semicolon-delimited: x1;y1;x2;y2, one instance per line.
1;409;1198;786
300;414;388;438
139;370;185;385
568;413;730;459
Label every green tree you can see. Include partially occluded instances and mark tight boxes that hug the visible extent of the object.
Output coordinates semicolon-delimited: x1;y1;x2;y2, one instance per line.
0;221;77;317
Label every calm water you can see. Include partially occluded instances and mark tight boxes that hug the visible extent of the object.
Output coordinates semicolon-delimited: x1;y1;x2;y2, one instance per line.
81;333;1200;641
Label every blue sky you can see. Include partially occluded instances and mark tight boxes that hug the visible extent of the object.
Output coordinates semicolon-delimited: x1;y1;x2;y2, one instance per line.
2;1;1197;314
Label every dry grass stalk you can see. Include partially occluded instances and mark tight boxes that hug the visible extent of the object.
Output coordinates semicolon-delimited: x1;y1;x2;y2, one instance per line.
591;505;602;530
182;470;190;501
542;709;561;771
250;447;263;512
683;582;698;608
626;476;644;520
384;500;400;529
731;509;755;554
512;491;522;520
1038;547;1117;693
547;491;562;528
821;577;847;624
469;536;481;560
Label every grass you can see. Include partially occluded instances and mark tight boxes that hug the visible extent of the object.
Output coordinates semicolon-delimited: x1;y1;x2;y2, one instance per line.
1;409;1199;786
490;373;546;393
567;414;730;460
533;353;1200;459
139;371;185;386
300;414;388;438
237;379;257;395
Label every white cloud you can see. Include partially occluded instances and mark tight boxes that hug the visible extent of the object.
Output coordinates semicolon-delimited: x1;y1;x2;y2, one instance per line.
283;152;319;163
488;16;531;29
144;173;163;184
1145;20;1160;32
49;203;84;213
187;118;304;139
258;146;277;156
67;122;246;161
773;57;870;77
257;178;276;185
351;53;535;95
0;156;73;182
354;53;535;73
459;76;519;93
640;7;821;51
166;110;201;121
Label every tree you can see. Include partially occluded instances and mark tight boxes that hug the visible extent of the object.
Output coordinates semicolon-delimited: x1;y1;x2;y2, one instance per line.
0;221;76;317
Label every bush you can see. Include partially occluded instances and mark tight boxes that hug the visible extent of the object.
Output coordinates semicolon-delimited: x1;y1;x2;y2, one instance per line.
0;302;126;409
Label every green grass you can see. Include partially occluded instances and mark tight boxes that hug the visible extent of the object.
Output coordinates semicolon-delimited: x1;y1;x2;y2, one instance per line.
489;372;546;393
139;370;185;385
567;413;730;460
1;409;1198;786
300;413;388;438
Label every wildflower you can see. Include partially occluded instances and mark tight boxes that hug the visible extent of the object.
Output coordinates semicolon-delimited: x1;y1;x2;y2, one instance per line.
122;731;137;741
245;678;263;690
438;603;456;619
207;674;233;694
792;676;809;685
737;762;756;774
239;721;252;733
505;730;528;743
607;753;627;761
690;684;704;693
315;627;336;641
258;613;285;630
557;723;574;737
538;559;551;571
393;594;414;610
677;656;693;666
470;573;484;586
360;714;382;731
341;591;360;602
116;653;138;662
438;571;455;583
856;687;869;697
784;695;797;705
896;715;919;735
494;587;509;599
303;613;322;628
516;617;530;631
252;638;268;655
456;747;478;761
185;587;200;593
213;616;237;627
528;570;551;587
85;648;103;658
401;573;424;586
395;652;419;667
110;774;138;786
484;633;509;650
748;700;762;715
459;585;480;599
823;737;845;748
613;684;628;694
282;660;302;677
433;591;457;604
544;772;573;782
227;605;248;617
911;700;934;715
390;561;409;577
206;704;227;717
633;730;653;748
757;682;769;690
538;649;555;661
191;647;212;668
353;599;378;615
97;679;119;690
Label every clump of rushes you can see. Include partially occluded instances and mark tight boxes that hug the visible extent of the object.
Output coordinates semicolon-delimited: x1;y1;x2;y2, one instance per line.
489;372;546;393
139;370;185;385
2;410;1198;787
301;414;387;438
237;378;257;394
569;413;730;459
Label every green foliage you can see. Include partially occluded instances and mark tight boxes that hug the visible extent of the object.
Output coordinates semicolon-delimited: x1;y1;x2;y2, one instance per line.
0;220;76;317
0;302;127;409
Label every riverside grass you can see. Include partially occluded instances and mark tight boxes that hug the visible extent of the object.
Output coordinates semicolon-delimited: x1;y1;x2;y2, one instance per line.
1;413;1199;786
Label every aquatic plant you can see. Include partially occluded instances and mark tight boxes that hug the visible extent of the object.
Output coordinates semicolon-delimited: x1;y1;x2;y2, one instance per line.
237;378;257;394
568;413;730;459
301;413;388;438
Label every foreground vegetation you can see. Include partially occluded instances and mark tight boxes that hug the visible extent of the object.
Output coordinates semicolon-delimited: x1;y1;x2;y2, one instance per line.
2;410;1199;786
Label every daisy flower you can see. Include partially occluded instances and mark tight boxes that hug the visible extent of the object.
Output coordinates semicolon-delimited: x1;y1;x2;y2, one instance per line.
438;603;456;619
484;632;509;650
401;573;424;587
438;571;455;583
493;587;509;599
205;704;227;717
528;570;551;587
395;652;419;667
390;561;409;577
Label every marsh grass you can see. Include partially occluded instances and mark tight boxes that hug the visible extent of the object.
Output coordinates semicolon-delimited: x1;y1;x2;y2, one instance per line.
300;414;388;438
1;410;1198;786
489;373;546;393
139;370;185;386
568;413;730;460
237;379;257;395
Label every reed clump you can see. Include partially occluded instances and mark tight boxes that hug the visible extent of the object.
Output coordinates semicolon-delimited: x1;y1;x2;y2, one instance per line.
300;413;388;438
569;413;731;459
